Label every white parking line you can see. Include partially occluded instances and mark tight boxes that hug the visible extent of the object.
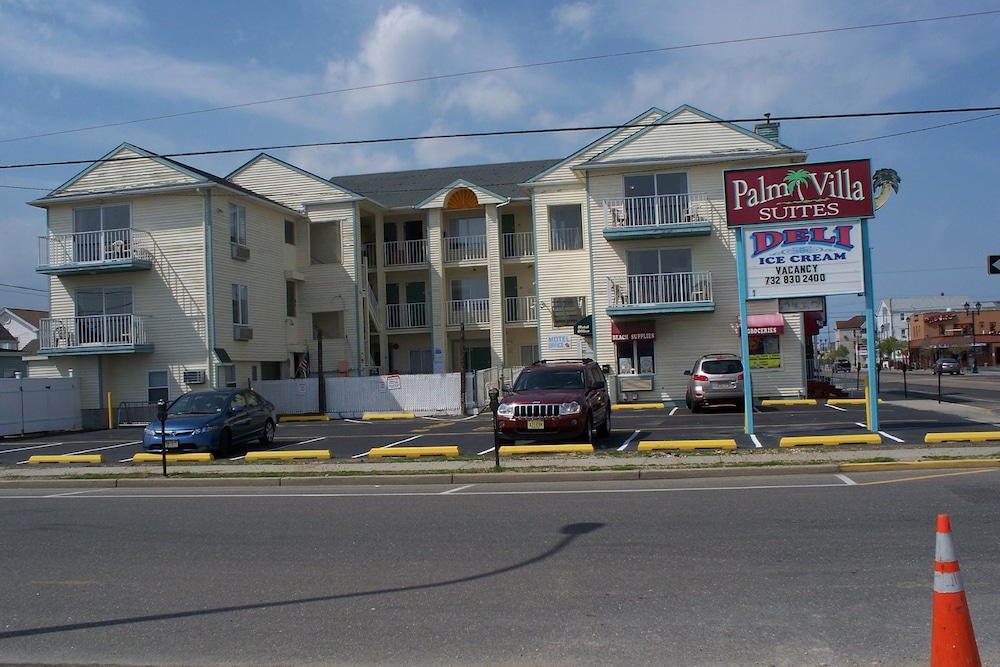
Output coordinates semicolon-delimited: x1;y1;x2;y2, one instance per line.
352;434;421;459
749;434;763;449
825;403;848;412
617;430;640;452
879;430;905;443
3;442;65;455
344;419;373;425
668;407;679;415
835;474;857;485
440;484;474;494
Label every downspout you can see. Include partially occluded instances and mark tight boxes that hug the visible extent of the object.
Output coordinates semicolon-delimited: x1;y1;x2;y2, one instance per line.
496;201;509;366
531;190;541;356
354;201;362;376
204;189;217;386
585;172;598;366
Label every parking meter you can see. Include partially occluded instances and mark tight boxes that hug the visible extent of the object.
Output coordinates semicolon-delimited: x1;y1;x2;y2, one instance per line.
157;399;168;477
488;387;501;470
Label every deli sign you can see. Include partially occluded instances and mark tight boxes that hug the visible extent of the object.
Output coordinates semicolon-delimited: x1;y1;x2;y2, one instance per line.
725;159;873;226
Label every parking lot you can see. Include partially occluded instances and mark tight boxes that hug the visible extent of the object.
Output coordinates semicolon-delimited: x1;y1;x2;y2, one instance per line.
3;388;1000;468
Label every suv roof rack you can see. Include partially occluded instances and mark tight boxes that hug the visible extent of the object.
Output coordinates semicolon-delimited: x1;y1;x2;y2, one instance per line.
532;358;594;366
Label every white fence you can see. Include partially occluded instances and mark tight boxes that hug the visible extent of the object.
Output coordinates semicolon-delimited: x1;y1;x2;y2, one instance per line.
0;377;82;436
252;378;320;416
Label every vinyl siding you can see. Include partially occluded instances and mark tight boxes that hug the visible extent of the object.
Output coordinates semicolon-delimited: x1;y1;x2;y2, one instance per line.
60;147;198;195
230;157;353;212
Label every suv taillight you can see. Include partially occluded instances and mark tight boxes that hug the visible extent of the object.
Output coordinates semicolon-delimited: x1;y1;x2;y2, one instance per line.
738;373;744;381
693;374;709;381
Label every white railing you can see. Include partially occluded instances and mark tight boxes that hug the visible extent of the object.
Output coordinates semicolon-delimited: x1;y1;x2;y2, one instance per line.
384;239;427;267
444;235;488;263
504;296;536;323
38;314;151;349
363;272;378;314
607;271;713;307
386;303;428;329
361;243;375;267
502;231;534;259
446;299;490;326
603;193;715;228
38;229;153;268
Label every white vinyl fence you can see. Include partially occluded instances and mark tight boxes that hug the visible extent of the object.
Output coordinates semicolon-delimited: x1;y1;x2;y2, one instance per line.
0;377;81;436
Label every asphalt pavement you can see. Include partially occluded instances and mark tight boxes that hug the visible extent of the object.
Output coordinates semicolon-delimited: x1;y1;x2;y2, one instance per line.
2;396;999;486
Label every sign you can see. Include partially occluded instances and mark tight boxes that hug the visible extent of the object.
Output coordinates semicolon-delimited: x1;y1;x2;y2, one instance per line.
573;315;593;337
547;335;572;350
724;159;873;226
990;256;1000;275
611;320;655;342
743;221;865;299
385;374;401;391
778;296;826;313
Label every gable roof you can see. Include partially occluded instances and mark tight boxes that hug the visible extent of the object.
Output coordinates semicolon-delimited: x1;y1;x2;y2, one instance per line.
328;159;560;210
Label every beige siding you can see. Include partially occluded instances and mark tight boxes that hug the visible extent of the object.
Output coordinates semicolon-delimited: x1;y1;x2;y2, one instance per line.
60;147;197;195
230;157;353;212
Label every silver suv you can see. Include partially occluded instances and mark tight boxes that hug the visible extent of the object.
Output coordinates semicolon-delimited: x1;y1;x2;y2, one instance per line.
684;353;745;412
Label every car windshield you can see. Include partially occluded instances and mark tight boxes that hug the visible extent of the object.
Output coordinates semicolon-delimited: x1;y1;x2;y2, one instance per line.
513;370;586;391
701;360;742;375
169;394;227;415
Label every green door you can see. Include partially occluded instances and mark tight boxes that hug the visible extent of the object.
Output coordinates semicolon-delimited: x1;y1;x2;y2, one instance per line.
504;276;518;322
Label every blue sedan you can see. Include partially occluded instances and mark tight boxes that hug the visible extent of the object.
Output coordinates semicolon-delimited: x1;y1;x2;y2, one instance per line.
142;388;276;455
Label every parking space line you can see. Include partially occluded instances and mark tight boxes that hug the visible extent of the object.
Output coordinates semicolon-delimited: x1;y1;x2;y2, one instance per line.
476;445;495;456
3;442;65;455
352;434;421;459
879;430;905;443
749;434;763;448
617;430;640;452
344;419;373;425
835;474;857;485
440;484;474;494
668;407;679;415
825;403;848;412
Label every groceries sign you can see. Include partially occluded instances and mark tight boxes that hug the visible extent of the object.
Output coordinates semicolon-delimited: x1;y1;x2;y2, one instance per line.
724;159;873;226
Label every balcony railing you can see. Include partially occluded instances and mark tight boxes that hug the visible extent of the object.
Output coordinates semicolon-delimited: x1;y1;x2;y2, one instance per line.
446;299;490;326
504;296;536;323
386;303;427;329
607;271;713;308
603;193;715;229
38;314;152;351
384;239;427;267
38;229;153;271
444;235;488;263
361;242;375;268
502;231;534;259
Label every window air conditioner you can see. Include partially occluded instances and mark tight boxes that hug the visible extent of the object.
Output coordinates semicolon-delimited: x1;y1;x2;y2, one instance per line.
231;244;250;261
182;369;206;384
233;325;254;341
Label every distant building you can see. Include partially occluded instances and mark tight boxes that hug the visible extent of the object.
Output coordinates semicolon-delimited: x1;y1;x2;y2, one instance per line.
0;307;46;377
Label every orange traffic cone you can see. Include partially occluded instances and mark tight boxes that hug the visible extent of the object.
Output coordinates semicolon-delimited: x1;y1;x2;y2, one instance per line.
930;514;981;667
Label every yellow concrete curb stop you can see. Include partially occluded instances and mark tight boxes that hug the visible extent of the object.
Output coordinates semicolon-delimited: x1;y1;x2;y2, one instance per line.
761;399;817;406
362;412;417;420
924;431;1000;444
132;453;214;463
499;444;594;455
28;454;103;464
612;403;665;410
779;433;882;447
245;450;331;461
638;439;738;451
368;446;460;458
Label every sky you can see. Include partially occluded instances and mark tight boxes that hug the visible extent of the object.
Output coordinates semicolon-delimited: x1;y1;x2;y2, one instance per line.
2;0;999;330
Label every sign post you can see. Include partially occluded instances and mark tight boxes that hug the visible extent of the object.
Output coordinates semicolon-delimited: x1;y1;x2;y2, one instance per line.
724;159;879;435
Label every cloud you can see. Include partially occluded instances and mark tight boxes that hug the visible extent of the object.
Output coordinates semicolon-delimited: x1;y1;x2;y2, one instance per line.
551;2;595;39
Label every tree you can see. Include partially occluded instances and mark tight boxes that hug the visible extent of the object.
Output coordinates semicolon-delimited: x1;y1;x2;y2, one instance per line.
783;169;811;201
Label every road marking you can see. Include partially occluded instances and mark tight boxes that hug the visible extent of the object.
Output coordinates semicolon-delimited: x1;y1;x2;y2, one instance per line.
344;419;373;425
835;474;857;485
879;430;905;443
668;407;678;415
617;430;640;452
227;436;328;461
749;434;763;449
3;442;65;455
477;445;496;456
825;403;848;412
857;468;997;486
440;485;474;494
44;489;108;498
352;434;421;458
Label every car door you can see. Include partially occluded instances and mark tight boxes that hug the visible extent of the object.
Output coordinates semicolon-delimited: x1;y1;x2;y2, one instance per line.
227;391;253;443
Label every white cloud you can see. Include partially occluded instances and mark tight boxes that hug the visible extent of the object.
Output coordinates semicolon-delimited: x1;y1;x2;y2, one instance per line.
551;2;595;39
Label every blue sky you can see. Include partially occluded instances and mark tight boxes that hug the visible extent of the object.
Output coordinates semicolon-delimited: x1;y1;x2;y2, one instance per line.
2;0;999;327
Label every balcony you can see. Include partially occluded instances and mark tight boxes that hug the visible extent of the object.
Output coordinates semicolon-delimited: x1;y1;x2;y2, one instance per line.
360;242;376;269
386;302;427;330
602;193;717;240
606;271;714;316
444;235;488;263
446;299;490;327
38;314;154;356
502;231;534;260
384;239;427;268
504;296;536;324
37;229;154;275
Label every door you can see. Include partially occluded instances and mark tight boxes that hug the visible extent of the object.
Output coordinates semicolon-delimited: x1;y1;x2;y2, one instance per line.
405;281;425;327
504;276;518;322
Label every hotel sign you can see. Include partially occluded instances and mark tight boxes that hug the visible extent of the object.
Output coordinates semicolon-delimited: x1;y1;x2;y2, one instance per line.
725;159;873;226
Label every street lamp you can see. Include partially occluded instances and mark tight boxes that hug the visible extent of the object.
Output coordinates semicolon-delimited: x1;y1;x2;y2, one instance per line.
964;301;981;373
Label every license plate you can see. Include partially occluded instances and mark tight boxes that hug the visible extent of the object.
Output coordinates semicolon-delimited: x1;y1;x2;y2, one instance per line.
165;439;180;449
527;420;545;430
713;381;736;389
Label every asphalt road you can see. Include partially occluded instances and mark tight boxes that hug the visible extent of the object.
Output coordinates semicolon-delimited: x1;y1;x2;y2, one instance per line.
1;469;998;666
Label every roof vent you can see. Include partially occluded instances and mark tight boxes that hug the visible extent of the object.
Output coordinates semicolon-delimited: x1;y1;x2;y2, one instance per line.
754;113;780;143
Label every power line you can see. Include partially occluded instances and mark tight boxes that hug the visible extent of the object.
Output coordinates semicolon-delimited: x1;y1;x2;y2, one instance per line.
3;105;1000;172
0;282;47;294
0;10;996;146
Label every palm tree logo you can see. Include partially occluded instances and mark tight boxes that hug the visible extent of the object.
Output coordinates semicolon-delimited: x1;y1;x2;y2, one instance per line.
783;169;812;201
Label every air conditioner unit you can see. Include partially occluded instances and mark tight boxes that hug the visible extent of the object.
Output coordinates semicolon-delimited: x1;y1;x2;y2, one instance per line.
182;369;206;384
233;325;254;341
231;244;250;261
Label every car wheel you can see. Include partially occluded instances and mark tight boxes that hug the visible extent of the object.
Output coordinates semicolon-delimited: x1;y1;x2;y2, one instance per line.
582;415;593;445
259;419;275;446
685;392;692;410
214;428;232;457
596;408;611;438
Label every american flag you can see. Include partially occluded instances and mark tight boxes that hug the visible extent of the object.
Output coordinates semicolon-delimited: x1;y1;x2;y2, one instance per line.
296;350;310;378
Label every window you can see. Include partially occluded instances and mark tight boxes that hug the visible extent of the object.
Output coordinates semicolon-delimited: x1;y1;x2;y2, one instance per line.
748;335;782;369
624;248;697;304
148;370;169;403
520;344;540;366
549;205;583;250
623;172;689;224
284;220;295;245
409;349;433;374
451;277;489;301
229;203;247;246
286;281;297;318
446;217;487;261
616;339;655;374
73;204;130;262
232;284;249;326
216;364;236;388
551;296;585;327
76;286;133;344
310;221;342;264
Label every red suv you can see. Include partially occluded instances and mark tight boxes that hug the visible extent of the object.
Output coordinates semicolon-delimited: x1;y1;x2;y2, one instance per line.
495;359;611;444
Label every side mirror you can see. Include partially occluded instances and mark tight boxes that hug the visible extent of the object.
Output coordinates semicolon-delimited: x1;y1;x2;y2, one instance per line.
683;370;692;376
502;383;512;393
591;380;606;390
231;405;245;415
